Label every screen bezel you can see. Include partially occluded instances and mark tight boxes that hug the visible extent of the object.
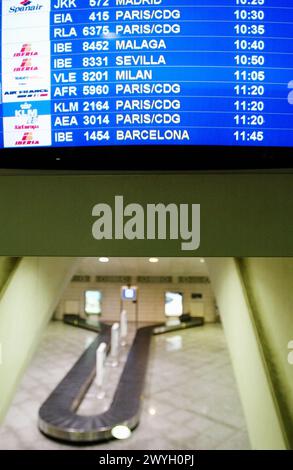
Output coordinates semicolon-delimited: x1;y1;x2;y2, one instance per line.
1;2;293;171
121;286;137;301
0;145;292;171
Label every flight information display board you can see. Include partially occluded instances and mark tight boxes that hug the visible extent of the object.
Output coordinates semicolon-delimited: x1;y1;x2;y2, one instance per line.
0;0;293;158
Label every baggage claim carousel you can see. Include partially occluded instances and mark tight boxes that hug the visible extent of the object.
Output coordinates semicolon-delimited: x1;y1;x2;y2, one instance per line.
38;317;204;444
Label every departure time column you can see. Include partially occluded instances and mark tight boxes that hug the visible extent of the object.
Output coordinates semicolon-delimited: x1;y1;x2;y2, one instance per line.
233;0;266;145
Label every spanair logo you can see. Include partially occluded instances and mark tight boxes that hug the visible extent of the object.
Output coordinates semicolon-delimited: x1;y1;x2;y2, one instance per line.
15;132;40;146
4;89;49;99
9;1;43;13
14;58;38;72
13;44;38;58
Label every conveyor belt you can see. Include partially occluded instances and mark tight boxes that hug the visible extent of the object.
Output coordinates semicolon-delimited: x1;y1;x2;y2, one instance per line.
39;318;204;443
63;314;101;333
153;317;204;335
38;324;153;443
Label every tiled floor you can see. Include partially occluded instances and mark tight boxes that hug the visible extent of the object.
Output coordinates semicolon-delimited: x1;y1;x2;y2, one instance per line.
0;321;250;450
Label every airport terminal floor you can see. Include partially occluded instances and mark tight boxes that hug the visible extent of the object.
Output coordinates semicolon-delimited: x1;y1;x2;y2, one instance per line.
1;257;292;450
0;321;250;450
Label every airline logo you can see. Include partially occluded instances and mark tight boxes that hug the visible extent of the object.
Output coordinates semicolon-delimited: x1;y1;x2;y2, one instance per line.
4;89;49;100
9;1;44;13
15;132;40;146
13;44;38;58
15;123;40;130
15;75;40;85
14;58;38;72
15;102;38;123
3;100;50;117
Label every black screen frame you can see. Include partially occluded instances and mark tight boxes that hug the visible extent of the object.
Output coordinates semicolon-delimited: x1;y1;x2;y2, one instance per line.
0;144;292;171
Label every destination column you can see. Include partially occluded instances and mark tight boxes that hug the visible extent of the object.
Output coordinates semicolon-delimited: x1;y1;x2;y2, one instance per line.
114;0;188;145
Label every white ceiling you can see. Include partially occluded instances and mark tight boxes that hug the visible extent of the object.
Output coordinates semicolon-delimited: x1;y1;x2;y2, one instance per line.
76;257;208;277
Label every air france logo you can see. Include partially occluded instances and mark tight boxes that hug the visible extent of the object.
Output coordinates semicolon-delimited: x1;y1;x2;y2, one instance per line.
9;1;43;13
15;132;39;146
14;58;38;72
13;44;38;58
4;89;49;99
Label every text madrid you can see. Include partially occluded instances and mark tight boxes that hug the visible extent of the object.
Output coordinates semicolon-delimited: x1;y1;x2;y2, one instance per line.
10;0;165;13
92;196;200;252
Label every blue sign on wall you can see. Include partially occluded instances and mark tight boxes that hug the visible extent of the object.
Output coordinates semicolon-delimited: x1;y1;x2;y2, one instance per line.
1;0;293;149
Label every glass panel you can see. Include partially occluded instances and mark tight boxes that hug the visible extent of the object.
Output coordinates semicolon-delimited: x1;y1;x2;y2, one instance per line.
165;292;183;317
85;290;102;315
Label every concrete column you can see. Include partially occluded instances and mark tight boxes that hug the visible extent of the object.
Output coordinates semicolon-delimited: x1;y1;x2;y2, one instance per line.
207;258;287;450
0;257;79;422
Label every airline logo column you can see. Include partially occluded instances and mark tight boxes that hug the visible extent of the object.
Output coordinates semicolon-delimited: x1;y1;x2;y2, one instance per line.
2;0;52;148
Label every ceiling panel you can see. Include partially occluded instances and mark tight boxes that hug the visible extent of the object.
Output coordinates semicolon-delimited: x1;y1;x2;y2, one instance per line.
76;257;208;277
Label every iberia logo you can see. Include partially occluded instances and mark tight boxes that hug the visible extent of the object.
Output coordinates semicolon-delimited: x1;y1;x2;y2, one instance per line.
15;132;40;146
13;58;38;72
14;44;38;58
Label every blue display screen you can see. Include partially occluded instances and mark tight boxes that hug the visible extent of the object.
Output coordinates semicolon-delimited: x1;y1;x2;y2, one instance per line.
1;0;293;150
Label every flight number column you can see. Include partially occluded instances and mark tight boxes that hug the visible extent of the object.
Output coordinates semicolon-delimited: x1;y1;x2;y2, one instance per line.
50;0;111;147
